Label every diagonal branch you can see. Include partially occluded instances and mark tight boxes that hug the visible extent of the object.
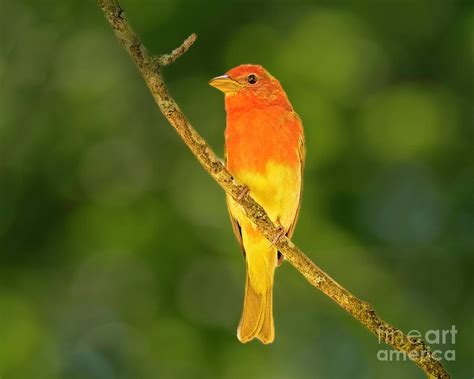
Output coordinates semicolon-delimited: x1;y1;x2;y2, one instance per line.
96;1;450;377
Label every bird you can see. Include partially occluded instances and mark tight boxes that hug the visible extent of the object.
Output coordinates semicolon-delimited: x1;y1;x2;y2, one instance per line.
209;64;305;344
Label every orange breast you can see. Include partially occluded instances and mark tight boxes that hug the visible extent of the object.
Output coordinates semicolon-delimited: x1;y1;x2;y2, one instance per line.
225;105;302;174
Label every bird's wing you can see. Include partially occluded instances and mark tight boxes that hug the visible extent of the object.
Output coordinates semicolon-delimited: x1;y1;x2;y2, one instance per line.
286;129;305;240
224;150;246;258
226;197;245;258
278;116;305;265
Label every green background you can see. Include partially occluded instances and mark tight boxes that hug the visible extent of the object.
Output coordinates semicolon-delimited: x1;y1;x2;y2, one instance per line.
1;0;473;378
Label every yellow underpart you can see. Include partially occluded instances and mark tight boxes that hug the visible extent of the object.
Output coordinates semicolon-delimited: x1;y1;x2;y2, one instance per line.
227;161;301;293
228;161;301;232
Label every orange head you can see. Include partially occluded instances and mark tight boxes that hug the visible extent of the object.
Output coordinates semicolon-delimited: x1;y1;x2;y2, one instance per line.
209;64;292;111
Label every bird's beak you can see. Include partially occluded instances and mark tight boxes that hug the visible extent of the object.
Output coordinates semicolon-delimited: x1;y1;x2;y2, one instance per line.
209;75;243;93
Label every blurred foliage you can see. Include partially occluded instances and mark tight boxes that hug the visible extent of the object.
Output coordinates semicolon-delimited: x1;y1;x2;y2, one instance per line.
1;0;473;378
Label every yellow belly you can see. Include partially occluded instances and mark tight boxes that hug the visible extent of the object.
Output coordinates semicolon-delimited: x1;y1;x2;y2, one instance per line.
227;160;301;234
227;160;301;294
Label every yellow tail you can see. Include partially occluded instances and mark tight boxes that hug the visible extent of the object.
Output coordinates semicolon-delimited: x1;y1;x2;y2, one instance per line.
237;253;276;344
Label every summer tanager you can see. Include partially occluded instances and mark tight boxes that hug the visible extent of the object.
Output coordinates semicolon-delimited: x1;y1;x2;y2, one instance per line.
209;64;305;344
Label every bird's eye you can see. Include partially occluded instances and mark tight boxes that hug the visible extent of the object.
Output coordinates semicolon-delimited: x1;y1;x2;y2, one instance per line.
247;74;257;84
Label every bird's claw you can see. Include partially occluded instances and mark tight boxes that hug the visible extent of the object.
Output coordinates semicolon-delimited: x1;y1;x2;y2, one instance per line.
270;224;286;246
237;185;250;201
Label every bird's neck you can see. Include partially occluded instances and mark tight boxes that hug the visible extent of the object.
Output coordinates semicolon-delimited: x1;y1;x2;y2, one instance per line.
225;89;292;114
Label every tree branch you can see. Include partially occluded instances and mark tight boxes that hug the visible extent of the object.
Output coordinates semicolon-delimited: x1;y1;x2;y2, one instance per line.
96;1;450;377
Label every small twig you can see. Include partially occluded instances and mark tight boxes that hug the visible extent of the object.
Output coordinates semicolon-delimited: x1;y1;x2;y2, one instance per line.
156;33;197;67
96;1;451;378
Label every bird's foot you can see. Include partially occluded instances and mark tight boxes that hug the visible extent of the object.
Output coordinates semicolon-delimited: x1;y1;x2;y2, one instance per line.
270;222;286;246
237;185;250;201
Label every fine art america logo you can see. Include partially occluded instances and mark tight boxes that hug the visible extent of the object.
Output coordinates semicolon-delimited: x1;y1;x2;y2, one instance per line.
377;325;457;362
